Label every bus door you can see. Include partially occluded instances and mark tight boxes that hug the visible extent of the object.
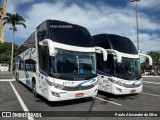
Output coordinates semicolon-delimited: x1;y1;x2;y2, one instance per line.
97;54;113;93
39;71;48;97
98;72;112;93
18;61;26;83
38;45;49;97
36;71;42;95
36;70;46;96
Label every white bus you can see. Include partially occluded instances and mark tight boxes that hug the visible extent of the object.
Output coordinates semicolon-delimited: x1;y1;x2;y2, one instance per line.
15;20;107;101
0;63;9;71
93;34;152;95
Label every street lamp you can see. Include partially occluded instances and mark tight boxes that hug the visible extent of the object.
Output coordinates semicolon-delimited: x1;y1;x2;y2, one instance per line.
131;0;140;50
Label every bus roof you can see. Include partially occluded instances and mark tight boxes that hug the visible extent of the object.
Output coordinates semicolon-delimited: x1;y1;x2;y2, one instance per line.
37;20;93;47
92;34;138;54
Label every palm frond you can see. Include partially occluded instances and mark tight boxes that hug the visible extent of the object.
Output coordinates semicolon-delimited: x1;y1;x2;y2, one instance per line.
17;22;26;29
0;7;3;14
3;12;27;30
3;21;6;26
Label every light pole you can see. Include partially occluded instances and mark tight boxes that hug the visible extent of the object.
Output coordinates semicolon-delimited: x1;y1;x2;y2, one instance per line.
131;0;140;50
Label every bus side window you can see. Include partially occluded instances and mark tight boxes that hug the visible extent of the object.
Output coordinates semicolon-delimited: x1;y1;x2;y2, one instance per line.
97;53;111;74
24;59;36;72
19;61;24;70
33;65;36;72
39;46;49;74
19;62;21;70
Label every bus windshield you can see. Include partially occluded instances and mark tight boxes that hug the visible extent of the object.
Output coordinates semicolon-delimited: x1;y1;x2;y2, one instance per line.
114;57;141;80
50;48;96;80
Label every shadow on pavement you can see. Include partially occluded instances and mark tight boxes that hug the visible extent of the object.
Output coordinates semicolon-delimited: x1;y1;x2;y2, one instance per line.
98;90;139;101
37;95;94;107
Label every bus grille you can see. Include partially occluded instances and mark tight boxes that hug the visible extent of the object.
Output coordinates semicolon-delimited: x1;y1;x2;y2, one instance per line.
62;85;94;91
123;83;142;88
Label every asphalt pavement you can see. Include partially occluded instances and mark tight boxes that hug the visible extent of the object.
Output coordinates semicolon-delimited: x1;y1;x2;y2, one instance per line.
0;75;160;120
0;72;15;79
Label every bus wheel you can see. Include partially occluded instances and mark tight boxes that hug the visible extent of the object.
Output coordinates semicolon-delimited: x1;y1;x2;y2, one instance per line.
16;73;19;83
32;81;38;98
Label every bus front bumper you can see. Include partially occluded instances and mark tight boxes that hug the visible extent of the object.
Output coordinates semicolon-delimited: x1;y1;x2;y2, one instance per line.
47;85;98;101
112;84;143;95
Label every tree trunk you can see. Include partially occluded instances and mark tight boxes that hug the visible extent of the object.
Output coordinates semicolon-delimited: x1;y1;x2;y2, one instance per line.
10;30;14;72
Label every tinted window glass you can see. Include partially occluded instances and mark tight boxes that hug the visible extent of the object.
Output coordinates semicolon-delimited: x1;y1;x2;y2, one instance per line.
18;61;25;70
16;32;35;56
114;57;141;80
108;35;137;54
37;22;50;74
39;46;49;74
50;48;96;80
93;35;110;49
49;21;93;47
25;59;36;72
97;54;113;75
93;34;137;54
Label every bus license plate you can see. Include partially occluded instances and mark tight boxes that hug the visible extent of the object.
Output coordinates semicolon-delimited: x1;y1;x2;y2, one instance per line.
75;93;84;98
131;90;136;93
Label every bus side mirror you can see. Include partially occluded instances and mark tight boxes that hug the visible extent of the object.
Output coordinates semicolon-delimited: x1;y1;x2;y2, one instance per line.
106;49;122;63
39;39;55;56
139;53;153;65
95;47;107;61
39;40;48;46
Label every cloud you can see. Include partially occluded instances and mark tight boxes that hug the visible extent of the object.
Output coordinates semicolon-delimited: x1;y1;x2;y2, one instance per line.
129;0;160;11
139;0;160;11
5;1;160;53
138;13;160;31
139;34;160;52
6;0;33;13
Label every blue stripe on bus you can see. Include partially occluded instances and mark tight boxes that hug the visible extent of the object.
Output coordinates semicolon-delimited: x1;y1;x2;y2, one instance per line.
76;78;96;87
132;79;143;85
26;79;30;86
39;69;48;77
24;71;30;87
24;71;29;78
97;71;112;77
16;56;23;61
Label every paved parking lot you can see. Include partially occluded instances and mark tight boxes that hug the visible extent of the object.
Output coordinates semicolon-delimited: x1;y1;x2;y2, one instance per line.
0;76;160;120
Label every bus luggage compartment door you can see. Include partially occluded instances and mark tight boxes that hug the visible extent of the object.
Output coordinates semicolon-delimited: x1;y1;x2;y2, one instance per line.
98;75;112;93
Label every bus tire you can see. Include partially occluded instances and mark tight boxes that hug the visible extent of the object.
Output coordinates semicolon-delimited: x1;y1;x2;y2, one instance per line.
16;73;20;83
32;80;38;98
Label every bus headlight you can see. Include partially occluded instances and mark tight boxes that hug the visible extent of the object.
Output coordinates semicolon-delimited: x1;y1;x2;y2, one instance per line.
115;81;124;86
46;79;64;89
53;83;64;89
51;92;60;97
116;87;122;92
46;79;53;86
108;78;124;86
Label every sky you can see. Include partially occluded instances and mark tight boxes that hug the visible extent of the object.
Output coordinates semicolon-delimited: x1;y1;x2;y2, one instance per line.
4;0;160;53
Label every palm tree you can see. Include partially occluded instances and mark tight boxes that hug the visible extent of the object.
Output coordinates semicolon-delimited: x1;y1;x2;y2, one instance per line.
3;13;26;71
0;7;3;19
0;7;3;13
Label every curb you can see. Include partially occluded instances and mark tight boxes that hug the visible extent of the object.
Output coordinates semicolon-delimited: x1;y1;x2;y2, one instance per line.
0;78;15;81
142;76;160;78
